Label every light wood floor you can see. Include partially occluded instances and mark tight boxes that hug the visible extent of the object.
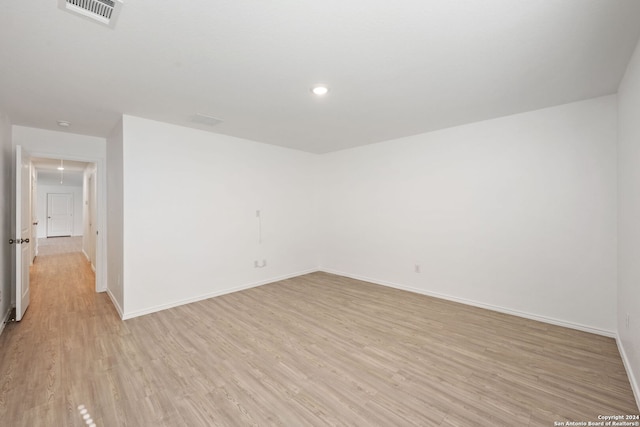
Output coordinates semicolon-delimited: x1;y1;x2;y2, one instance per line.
37;236;83;256
0;251;637;426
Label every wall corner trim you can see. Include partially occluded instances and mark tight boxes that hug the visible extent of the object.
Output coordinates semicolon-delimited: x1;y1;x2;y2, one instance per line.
106;288;124;319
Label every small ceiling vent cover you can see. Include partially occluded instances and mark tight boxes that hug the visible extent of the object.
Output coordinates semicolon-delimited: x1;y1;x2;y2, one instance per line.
190;114;223;127
58;0;123;28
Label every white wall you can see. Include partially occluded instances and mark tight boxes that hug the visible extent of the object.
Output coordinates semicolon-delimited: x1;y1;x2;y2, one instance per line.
320;95;618;335
0;113;12;329
12;126;106;159
618;37;640;406
120;115;318;318
106;119;124;316
36;184;83;238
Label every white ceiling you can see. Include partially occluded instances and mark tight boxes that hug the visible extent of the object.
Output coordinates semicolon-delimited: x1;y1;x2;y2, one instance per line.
32;157;89;186
1;1;640;154
32;158;89;173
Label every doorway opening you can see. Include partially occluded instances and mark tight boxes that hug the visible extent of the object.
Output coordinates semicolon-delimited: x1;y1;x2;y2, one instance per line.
31;157;99;278
12;145;105;323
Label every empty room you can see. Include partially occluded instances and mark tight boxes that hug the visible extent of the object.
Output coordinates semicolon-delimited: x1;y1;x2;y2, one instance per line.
1;0;640;426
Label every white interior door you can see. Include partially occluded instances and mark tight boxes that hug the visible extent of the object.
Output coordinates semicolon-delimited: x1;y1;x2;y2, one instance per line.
15;145;31;321
47;193;73;237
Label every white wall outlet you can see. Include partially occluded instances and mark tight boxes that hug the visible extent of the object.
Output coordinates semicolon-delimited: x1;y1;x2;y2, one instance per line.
414;264;421;273
254;260;267;268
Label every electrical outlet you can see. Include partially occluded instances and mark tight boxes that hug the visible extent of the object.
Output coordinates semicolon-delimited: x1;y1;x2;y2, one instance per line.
414;264;420;273
254;260;267;268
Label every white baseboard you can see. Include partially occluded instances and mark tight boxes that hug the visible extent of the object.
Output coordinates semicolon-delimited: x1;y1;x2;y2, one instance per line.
616;336;640;410
106;288;124;319
81;250;96;273
320;269;616;338
0;305;14;337
122;268;320;320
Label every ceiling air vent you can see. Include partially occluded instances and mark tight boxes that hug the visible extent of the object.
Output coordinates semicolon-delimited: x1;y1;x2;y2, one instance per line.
190;114;223;127
58;0;123;28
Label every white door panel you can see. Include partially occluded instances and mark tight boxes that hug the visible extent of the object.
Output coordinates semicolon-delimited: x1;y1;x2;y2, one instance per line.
15;145;31;321
47;193;73;237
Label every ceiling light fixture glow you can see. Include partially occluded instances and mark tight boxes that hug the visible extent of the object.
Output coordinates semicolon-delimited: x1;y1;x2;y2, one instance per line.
311;85;329;96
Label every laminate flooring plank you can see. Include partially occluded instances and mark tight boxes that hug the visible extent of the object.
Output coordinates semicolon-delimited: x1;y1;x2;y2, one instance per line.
0;254;637;426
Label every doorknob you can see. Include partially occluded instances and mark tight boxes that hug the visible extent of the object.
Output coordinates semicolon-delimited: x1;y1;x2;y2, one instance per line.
8;238;28;244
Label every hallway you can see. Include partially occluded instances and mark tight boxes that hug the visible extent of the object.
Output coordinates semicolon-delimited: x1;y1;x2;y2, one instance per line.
0;250;117;426
37;236;83;256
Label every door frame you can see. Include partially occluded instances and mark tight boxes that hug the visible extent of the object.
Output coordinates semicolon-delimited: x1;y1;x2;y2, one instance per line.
86;169;97;271
23;151;106;293
31;167;38;263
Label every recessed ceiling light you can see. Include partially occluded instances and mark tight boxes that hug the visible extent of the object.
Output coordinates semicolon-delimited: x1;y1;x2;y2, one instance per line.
311;85;329;96
57;120;70;127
